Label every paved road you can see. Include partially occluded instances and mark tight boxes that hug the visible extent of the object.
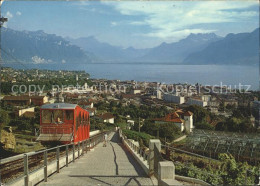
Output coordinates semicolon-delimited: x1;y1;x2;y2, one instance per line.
39;132;154;185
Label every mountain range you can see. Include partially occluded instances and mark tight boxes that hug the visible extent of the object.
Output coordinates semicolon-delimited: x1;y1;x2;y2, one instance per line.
1;28;94;65
1;27;259;66
66;36;150;62
183;28;259;65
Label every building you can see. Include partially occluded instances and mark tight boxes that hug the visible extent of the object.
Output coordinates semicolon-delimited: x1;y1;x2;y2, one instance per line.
131;89;141;95
96;113;114;124
85;107;96;116
155;90;162;99
127;120;135;129
163;93;185;104
22;111;35;118
17;107;35;117
30;96;48;106
223;100;238;108
201;95;211;102
3;95;48;106
154;110;193;133
3;96;31;106
78;101;94;109
187;97;207;107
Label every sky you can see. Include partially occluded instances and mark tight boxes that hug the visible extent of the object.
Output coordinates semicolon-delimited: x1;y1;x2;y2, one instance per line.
1;1;259;49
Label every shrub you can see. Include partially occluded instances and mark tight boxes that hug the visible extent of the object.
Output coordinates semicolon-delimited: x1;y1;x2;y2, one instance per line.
122;129;154;147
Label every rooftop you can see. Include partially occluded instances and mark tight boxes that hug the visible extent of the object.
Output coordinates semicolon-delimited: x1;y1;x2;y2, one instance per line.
41;103;77;109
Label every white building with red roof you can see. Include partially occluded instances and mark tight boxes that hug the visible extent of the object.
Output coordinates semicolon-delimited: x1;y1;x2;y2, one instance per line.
154;110;193;133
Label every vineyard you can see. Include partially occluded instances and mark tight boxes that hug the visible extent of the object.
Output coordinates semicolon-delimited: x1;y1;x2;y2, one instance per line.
183;130;260;165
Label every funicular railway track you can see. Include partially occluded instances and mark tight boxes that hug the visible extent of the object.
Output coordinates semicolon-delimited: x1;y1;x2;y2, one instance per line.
0;131;107;184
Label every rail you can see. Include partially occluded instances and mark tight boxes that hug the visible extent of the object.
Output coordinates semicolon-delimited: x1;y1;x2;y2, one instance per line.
162;144;220;162
0;130;114;185
119;129;149;163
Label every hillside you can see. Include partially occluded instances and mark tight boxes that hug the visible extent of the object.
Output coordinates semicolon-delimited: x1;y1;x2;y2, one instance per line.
137;33;222;63
1;28;95;65
183;28;260;65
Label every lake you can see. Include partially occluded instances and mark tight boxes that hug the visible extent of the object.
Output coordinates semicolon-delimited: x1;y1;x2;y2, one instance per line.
9;63;260;90
81;64;259;90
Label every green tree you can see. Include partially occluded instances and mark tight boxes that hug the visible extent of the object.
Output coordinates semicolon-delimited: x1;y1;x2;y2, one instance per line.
195;121;214;130
0;110;10;130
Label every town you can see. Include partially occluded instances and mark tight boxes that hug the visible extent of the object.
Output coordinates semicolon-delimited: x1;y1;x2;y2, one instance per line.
1;67;260;185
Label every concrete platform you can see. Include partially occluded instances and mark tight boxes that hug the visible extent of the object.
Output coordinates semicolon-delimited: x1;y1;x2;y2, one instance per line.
38;132;154;185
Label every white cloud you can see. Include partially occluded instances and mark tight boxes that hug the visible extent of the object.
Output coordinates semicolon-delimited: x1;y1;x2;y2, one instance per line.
105;1;259;39
61;59;66;64
5;11;13;19
16;11;22;16
139;29;216;40
32;56;47;64
110;21;118;27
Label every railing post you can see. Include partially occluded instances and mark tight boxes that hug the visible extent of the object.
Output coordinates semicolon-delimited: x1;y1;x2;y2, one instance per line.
24;154;29;186
82;141;85;156
158;161;175;185
66;145;69;167
148;139;161;177
56;147;60;173
44;150;48;182
78;142;80;158
73;144;75;162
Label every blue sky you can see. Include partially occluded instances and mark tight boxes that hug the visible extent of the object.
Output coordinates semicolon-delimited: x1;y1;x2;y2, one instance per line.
1;1;259;49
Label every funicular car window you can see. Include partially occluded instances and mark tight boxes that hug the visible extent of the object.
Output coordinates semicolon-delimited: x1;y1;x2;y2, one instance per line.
65;110;74;120
42;110;52;123
76;113;80;129
81;113;84;125
78;112;81;125
83;114;86;125
53;110;63;123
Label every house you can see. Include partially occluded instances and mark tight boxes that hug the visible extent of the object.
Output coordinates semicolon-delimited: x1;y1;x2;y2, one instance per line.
97;113;114;124
22;111;35;118
153;110;193;133
131;89;141;94
223;100;238;108
78;101;94;109
30;96;48;106
17;107;35;116
127;120;135;129
86;107;97;116
3;95;48;106
3;96;31;106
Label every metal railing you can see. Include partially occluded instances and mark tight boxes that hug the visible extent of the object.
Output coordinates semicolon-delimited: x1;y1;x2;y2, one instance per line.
161;144;260;185
0;130;113;185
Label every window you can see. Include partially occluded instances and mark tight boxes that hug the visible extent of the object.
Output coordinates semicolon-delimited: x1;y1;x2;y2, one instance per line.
53;110;63;123
65;110;74;120
76;116;80;129
79;112;82;125
42;110;53;123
